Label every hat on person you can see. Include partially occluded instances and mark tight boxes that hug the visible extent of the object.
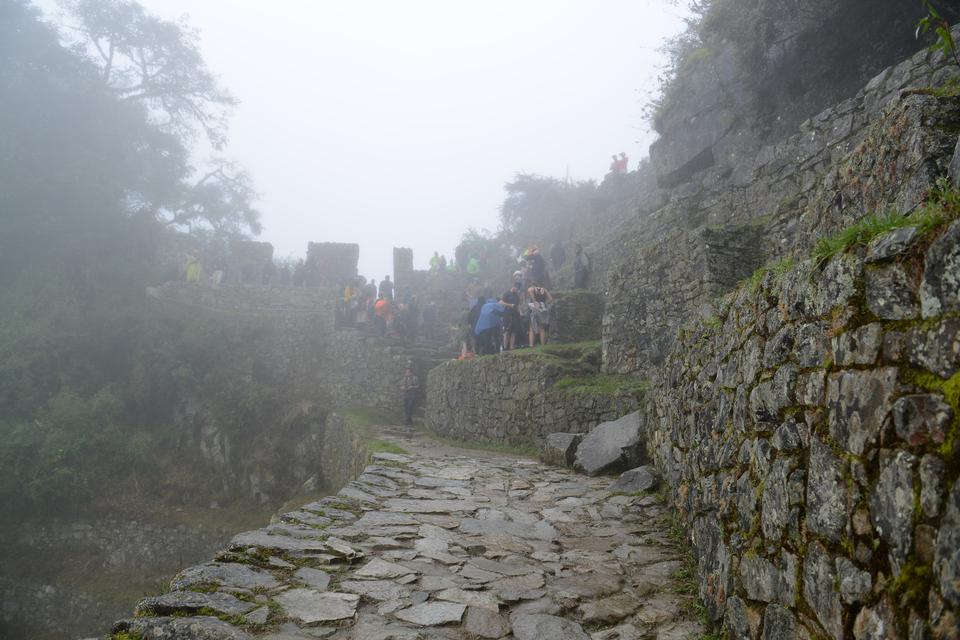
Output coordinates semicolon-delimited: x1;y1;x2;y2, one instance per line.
513;271;522;279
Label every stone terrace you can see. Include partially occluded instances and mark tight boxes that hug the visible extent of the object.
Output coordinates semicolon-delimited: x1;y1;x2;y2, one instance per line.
109;430;704;640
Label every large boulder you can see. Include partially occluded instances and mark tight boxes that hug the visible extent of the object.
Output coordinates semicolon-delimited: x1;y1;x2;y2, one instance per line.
541;433;583;467
573;412;646;477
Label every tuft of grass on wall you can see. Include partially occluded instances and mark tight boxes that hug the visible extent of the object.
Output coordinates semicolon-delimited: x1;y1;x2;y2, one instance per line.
552;373;648;397
812;178;960;264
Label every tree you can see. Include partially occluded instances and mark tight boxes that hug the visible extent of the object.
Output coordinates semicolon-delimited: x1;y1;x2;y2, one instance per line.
159;159;262;236
499;174;597;249
60;0;238;148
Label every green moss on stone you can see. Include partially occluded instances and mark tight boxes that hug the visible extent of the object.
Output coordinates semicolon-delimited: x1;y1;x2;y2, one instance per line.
552;373;648;397
888;562;933;611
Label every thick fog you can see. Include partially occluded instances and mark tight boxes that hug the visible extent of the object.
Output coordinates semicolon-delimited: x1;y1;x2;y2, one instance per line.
40;0;684;278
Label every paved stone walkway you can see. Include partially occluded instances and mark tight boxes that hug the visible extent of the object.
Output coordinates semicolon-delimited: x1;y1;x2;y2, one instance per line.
111;429;706;640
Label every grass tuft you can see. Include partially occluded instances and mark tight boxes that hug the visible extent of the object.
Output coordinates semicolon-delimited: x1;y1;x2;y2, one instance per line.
812;178;960;264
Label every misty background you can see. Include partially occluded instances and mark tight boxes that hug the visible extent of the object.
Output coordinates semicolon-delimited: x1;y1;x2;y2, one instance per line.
39;0;685;278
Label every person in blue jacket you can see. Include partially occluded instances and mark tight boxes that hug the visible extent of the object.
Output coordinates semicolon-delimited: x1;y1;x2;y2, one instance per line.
474;296;516;356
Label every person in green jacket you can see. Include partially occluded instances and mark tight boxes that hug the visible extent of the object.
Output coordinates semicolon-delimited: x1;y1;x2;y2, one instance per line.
466;256;480;275
185;251;201;283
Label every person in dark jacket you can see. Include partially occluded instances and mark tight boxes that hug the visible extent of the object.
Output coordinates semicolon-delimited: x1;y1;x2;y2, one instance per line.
400;363;420;427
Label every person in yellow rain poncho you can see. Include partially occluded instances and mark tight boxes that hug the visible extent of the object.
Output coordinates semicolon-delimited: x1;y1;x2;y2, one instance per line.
185;252;202;283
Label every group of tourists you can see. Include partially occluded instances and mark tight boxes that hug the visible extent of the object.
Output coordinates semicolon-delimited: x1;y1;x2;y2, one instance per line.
430;251;481;275
609;152;629;175
338;275;440;343
458;241;588;358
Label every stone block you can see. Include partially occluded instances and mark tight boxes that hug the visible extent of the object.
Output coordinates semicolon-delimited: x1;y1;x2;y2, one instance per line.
935;477;960;608
870;450;917;567
865;263;919;320
738;553;796;606
805;438;847;542
892;394;952;447
826;368;898;455
540;433;582;468
866;226;919;263
573;411;646;477
831;323;882;366
609;466;658;493
761;604;797;640
803;542;843;640
921;220;960;318
907;317;960;378
949;135;960;188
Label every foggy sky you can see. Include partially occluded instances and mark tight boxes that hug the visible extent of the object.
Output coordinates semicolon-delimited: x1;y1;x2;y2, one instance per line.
43;1;687;279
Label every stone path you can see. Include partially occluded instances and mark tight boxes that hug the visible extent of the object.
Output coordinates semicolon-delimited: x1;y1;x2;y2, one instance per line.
111;429;706;640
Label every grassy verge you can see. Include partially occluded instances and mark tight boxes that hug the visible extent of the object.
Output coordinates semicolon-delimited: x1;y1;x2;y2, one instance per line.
422;432;540;458
552;373;648;396
337;406;409;456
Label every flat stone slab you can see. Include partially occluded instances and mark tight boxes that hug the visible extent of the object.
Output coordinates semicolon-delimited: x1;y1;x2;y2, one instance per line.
511;613;591;640
459;517;558;541
230;530;330;554
384;498;479;513
340;580;409;602
171;561;281;591
275;589;359;624
394;601;467;626
113;617;253;640
436;587;501;611
135;592;254;617
293;567;331;590
356;557;418;579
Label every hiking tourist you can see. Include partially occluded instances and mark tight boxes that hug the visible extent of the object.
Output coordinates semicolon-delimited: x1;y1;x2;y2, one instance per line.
574;243;590;289
527;246;547;287
501;287;523;351
379;275;394;300
550;241;566;271
185;251;201;283
400;363;420;427
474;296;514;356
374;295;391;337
527;285;553;346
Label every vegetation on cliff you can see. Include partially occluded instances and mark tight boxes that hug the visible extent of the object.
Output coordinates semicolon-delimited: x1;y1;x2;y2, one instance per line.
0;1;262;516
651;0;960;138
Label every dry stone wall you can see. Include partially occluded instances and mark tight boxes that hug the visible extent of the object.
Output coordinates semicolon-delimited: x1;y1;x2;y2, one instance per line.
426;347;643;446
603;38;960;377
148;283;410;412
648;221;960;639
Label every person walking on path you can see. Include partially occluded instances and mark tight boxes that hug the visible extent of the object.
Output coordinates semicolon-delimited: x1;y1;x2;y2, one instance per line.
574;243;590;289
400;363;420;427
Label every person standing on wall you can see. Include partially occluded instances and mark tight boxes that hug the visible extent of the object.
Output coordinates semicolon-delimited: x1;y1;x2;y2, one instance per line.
550;240;566;272
379;275;394;300
401;362;420;427
185;251;201;283
527;285;553;347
